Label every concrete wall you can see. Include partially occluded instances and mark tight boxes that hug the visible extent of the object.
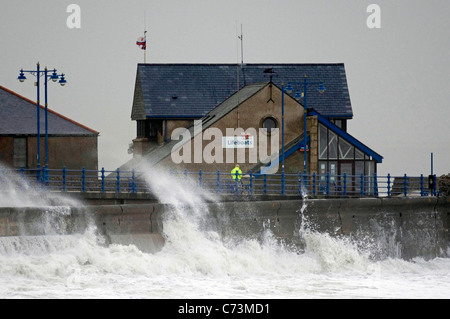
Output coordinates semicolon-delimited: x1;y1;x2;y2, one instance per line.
0;197;449;259
214;197;450;260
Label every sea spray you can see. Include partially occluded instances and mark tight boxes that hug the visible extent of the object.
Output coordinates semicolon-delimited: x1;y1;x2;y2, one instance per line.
0;165;449;298
0;165;80;207
0;164;99;258
295;188;372;271
137;165;373;275
136;165;312;276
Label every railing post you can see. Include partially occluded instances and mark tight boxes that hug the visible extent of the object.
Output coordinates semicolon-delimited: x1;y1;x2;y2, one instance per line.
264;174;267;195
116;168;120;193
298;172;302;196
235;170;239;195
343;173;347;197
360;174;364;197
41;166;46;187
404;173;407;197
82;167;86;192
36;165;41;183
184;169;188;180
249;170;253;195
420;174;424;196
374;173;378;197
44;166;49;185
101;167;105;193
326;172;330;197
40;166;44;185
199;169;203;188
216;170;221;194
62;166;66;192
41;166;45;187
312;172;316;197
132;169;137;194
281;170;285;195
304;173;308;195
433;174;437;196
387;173;391;197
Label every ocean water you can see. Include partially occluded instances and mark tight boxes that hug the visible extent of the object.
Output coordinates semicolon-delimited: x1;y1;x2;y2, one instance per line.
0;168;449;299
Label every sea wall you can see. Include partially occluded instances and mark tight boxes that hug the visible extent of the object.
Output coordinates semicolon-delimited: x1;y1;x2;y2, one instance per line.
0;197;449;259
211;197;450;260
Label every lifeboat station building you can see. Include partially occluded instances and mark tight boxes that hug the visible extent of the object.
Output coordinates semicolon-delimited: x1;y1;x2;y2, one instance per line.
123;63;382;181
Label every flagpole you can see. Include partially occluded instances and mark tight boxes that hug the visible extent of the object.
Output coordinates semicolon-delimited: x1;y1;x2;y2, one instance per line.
144;30;147;63
144;10;147;64
136;30;147;63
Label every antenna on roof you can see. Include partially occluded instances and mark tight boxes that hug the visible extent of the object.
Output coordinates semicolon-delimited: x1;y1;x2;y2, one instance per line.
238;24;244;66
144;30;147;63
236;22;243;92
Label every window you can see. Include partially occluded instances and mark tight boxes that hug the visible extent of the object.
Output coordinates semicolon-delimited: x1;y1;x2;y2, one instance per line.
333;119;347;132
328;131;337;159
262;117;277;134
137;120;146;138
137;120;161;138
339;138;354;159
317;123;377;177
319;124;328;159
355;147;365;159
13;137;27;168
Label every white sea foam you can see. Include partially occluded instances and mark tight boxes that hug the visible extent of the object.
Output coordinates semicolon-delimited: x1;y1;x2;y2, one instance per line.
0;164;449;298
0;165;80;207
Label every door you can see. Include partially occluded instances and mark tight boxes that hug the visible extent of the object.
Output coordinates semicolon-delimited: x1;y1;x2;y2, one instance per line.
13;137;27;168
339;161;354;195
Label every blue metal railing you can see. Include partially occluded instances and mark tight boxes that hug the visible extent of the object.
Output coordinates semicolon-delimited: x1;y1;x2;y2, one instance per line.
0;167;440;198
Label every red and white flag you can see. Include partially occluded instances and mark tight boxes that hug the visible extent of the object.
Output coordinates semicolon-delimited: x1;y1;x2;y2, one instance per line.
136;36;146;50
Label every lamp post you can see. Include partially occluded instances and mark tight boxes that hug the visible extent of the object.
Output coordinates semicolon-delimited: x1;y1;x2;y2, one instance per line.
282;76;325;176
18;62;66;169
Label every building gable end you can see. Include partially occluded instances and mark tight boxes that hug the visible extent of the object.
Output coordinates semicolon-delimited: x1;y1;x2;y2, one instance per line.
131;70;146;120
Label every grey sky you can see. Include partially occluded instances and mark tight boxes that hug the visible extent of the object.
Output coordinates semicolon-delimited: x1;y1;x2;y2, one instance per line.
1;0;449;176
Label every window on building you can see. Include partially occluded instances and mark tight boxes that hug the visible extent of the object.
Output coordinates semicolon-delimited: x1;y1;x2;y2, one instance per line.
137;120;146;138
339;138;354;159
137;120;161;139
13;137;27;168
262;117;277;134
328;131;338;159
319;124;328;159
333;119;347;132
318;123;377;177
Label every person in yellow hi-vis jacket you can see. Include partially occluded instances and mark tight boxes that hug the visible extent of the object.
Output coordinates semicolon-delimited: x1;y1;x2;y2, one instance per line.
231;164;242;181
230;164;243;194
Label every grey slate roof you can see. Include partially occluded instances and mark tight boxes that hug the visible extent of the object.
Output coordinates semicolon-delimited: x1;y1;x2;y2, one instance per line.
132;63;352;120
0;86;98;136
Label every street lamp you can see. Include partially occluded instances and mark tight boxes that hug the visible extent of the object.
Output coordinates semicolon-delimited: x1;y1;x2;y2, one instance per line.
17;62;67;169
281;75;325;177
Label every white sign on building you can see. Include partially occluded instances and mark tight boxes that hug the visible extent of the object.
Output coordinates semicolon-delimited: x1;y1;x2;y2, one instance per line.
222;136;254;149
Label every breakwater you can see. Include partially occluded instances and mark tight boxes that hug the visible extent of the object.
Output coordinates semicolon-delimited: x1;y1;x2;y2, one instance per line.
0;196;448;260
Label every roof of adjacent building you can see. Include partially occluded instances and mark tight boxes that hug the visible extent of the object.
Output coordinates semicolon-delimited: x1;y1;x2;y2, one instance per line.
131;63;353;120
0;86;99;136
